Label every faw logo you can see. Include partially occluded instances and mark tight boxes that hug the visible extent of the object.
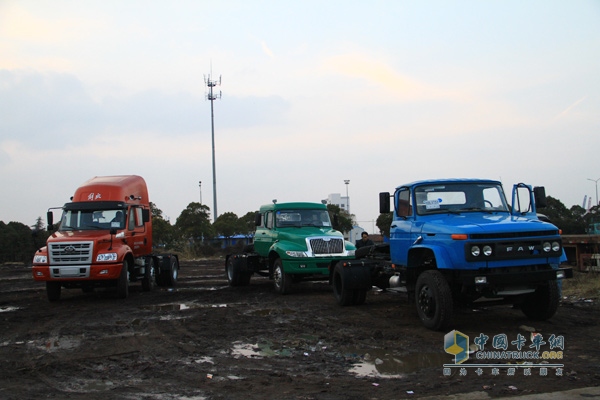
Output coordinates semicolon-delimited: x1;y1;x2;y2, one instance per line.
498;243;539;254
505;245;536;252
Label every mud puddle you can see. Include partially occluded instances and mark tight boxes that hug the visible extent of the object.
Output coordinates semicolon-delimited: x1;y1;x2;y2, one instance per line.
346;348;450;378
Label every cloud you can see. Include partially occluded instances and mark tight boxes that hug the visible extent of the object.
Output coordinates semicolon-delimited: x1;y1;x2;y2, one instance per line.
0;70;102;147
0;69;291;149
322;53;444;101
0;3;97;44
554;96;587;120
261;41;275;58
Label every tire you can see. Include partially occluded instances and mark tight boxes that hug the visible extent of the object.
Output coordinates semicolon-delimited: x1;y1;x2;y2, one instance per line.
355;245;374;259
332;262;356;306
353;288;367;306
142;257;156;292
117;259;130;299
415;270;453;331
273;258;291;295
226;256;251;287
520;281;560;320
46;282;61;301
163;256;179;287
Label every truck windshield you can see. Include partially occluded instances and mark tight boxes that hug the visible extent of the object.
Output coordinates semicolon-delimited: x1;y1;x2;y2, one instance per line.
59;209;126;231
275;209;332;228
414;183;509;215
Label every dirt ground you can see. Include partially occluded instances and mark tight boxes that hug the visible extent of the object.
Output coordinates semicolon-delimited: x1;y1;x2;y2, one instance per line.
1;259;599;400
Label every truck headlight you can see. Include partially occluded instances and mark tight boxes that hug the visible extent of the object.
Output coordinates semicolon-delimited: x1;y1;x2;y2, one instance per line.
471;246;481;257
285;251;308;258
347;250;355;257
33;255;47;264
552;242;561;252
96;253;118;262
483;246;492;256
543;242;551;252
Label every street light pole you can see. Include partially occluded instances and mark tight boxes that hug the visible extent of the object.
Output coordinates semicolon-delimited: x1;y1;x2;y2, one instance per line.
199;181;202;204
588;178;600;207
344;180;350;214
204;71;221;222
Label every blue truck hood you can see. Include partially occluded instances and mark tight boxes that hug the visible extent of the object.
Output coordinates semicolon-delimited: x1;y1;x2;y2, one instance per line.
419;213;558;235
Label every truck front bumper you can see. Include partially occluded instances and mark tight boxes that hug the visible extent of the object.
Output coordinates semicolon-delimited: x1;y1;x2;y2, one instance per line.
451;266;573;287
283;259;334;274
32;264;123;281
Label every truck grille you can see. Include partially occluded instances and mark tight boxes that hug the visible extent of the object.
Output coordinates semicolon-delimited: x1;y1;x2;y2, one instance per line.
49;242;94;264
464;238;562;262
309;238;344;255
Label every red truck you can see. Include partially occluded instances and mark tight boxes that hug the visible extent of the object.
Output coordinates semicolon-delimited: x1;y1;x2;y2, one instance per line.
32;175;179;301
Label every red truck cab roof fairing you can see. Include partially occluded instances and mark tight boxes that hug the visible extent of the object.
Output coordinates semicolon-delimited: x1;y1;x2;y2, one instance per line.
72;175;149;205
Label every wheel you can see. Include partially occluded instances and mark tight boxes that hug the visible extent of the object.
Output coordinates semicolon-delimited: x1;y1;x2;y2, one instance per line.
415;270;453;331
355;245;374;259
332;262;356;306
226;256;252;287
353;288;367;305
46;282;61;301
159;256;179;287
117;259;130;299
142;257;156;291
520;281;560;320
273;258;291;295
226;256;238;286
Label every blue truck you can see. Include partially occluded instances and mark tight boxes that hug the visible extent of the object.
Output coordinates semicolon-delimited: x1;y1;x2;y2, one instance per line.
330;179;573;330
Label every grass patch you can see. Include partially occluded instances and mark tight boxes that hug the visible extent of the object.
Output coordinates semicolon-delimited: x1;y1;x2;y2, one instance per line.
562;270;600;300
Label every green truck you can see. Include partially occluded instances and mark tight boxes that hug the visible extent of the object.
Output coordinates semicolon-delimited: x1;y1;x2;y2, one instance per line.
225;202;356;294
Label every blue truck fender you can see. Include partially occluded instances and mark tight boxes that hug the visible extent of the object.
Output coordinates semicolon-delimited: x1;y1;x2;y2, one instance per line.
408;244;452;270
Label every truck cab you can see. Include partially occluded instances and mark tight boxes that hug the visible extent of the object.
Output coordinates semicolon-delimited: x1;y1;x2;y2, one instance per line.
332;179;572;330
226;202;355;294
32;175;178;301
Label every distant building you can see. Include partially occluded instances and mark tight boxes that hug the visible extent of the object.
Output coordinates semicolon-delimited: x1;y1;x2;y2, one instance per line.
327;193;349;212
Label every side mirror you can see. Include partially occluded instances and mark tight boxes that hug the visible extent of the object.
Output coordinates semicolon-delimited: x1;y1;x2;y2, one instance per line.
533;186;547;208
379;192;390;214
47;211;54;232
254;212;261;226
142;208;150;223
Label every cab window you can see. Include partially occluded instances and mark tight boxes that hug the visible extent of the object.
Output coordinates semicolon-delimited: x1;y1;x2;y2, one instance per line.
128;207;144;230
396;188;412;217
265;211;274;229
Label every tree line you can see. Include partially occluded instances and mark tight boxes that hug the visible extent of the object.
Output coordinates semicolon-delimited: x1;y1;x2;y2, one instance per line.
0;202;354;264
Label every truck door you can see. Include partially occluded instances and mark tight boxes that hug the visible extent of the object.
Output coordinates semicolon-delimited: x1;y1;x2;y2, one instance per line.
253;211;276;256
126;206;150;253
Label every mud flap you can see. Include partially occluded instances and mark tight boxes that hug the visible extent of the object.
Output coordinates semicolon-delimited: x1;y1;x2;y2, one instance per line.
337;261;372;290
230;254;249;271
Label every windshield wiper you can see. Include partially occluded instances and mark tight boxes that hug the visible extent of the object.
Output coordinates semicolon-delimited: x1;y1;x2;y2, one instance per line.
83;225;104;230
457;207;493;214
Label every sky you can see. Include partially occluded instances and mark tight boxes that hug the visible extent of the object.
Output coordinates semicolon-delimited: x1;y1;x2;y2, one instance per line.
1;0;599;232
